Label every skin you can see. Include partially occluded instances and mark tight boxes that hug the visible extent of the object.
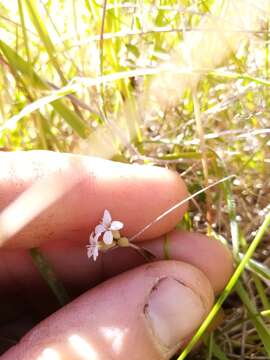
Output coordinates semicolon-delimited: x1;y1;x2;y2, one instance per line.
0;151;233;360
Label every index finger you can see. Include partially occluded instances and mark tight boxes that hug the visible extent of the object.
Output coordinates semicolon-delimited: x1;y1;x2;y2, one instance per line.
0;151;188;248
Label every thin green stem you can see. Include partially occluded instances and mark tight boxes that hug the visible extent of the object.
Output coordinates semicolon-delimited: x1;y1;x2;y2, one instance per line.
177;210;270;360
30;248;70;306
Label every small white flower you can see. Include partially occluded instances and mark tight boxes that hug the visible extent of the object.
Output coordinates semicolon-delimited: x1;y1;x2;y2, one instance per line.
86;232;99;261
95;209;123;245
87;210;125;261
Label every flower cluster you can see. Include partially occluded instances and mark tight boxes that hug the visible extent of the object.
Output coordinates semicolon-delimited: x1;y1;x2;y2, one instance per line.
86;209;124;261
86;209;155;262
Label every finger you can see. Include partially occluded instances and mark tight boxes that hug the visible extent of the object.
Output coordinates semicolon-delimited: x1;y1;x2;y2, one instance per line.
141;230;234;294
0;230;233;309
2;261;214;360
0;151;188;248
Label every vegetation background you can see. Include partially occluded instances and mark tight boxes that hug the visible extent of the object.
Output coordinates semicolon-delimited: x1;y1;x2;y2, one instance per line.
0;0;270;359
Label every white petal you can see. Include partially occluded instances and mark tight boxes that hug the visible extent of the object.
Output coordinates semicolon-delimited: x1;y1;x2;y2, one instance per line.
86;245;93;259
110;221;123;231
93;246;99;261
103;230;113;245
89;232;96;244
86;243;99;261
95;224;105;237
90;236;97;246
103;209;112;226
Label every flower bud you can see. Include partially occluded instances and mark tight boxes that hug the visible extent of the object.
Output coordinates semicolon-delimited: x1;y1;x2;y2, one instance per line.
101;241;116;250
118;237;130;247
112;230;121;239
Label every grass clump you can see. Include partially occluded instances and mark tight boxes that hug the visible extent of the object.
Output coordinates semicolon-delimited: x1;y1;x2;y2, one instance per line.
0;0;270;358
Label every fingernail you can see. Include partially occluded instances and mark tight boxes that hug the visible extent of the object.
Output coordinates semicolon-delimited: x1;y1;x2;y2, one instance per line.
145;277;206;350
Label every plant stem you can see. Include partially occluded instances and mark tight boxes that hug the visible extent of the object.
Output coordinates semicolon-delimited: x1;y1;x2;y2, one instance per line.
177;210;270;360
30;247;70;306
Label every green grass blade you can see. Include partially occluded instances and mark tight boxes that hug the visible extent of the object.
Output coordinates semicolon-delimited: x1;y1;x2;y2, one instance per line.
0;39;44;88
0;65;170;135
23;0;66;83
211;340;230;360
261;310;270;317
239;253;270;281
17;0;31;63
203;336;230;360
0;40;87;137
221;175;239;257
210;153;240;254
252;274;270;310
30;248;70;306
210;70;270;87
236;281;270;356
177;210;270;360
51;100;87;138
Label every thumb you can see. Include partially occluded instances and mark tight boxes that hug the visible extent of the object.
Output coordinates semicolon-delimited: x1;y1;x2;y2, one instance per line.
2;261;214;360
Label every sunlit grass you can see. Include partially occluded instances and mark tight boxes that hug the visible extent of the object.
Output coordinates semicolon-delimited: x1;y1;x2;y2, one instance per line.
0;0;270;359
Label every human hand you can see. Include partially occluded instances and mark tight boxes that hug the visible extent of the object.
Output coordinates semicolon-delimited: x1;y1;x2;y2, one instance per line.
0;151;233;360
